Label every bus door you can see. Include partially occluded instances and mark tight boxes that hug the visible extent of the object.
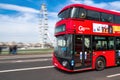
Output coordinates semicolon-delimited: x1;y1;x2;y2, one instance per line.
116;37;120;65
74;35;92;69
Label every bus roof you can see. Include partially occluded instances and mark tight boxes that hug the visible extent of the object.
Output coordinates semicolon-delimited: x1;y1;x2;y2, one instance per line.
59;4;120;16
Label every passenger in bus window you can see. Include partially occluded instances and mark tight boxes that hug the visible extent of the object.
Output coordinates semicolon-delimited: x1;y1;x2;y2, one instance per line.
103;44;107;50
118;43;120;50
92;41;98;50
110;45;113;49
116;43;120;50
96;45;101;50
108;17;112;22
80;13;86;18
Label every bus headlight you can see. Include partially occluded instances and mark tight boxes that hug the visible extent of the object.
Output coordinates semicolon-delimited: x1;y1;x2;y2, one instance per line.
71;60;74;66
62;61;68;67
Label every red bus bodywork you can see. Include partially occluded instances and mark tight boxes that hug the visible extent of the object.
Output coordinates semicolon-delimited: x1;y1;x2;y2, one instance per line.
53;4;120;72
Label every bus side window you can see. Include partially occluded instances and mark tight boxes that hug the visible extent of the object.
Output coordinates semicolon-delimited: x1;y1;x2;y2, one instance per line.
80;13;86;18
114;15;120;24
108;37;114;50
116;37;120;50
92;41;98;50
116;43;120;50
79;8;86;18
87;10;100;21
101;13;113;23
103;44;107;50
109;45;113;49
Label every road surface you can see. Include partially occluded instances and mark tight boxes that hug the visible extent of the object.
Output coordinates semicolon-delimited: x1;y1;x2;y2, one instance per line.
0;54;120;80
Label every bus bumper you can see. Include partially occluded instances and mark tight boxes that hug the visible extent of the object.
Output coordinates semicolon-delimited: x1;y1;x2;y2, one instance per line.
52;54;73;72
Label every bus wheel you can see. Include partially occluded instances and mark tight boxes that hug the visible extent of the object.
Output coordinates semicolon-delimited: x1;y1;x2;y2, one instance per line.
95;57;106;71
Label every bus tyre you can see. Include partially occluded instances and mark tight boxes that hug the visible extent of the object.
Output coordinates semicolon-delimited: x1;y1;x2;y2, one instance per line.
95;57;106;71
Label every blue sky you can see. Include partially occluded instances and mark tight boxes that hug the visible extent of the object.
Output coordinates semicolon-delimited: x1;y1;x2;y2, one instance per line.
0;0;120;43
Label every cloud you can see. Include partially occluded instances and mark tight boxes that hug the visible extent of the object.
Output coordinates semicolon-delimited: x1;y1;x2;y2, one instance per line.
0;3;39;13
109;1;120;10
0;3;58;17
70;0;83;3
48;12;57;18
69;0;120;11
0;4;57;43
0;3;58;42
0;13;39;42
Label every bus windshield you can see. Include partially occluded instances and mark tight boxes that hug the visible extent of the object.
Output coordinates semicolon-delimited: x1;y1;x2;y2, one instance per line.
58;7;86;20
54;35;73;58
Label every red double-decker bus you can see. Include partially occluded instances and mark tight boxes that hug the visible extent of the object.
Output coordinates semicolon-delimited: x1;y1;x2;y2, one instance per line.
52;4;120;72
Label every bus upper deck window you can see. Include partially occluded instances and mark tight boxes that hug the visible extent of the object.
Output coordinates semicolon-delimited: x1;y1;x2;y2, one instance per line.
79;8;86;18
80;12;86;18
101;13;113;23
71;7;79;18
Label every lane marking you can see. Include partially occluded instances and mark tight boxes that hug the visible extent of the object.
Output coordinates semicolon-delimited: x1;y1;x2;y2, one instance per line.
107;73;120;78
0;58;51;63
0;66;54;73
0;54;52;60
14;58;51;63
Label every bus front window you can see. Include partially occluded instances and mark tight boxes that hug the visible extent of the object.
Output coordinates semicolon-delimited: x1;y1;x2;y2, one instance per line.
58;7;86;20
71;7;86;18
55;35;73;58
58;9;70;20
